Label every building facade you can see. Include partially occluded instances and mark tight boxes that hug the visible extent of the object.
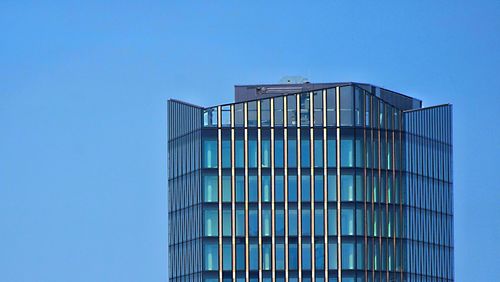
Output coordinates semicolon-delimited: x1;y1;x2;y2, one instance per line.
168;82;453;282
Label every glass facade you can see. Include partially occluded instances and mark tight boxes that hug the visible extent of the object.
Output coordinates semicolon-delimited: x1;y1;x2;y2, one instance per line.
168;83;454;282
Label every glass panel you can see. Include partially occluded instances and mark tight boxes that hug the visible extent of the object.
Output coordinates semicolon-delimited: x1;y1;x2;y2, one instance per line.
249;175;257;202
204;242;218;270
314;139;323;167
276;209;285;236
315;243;324;270
203;175;218;202
236;244;245;270
221;105;230;126
276;243;285;270
354;88;363;126
223;243;232;270
302;243;311;270
235;175;244;202
203;139;217;168
223;209;231;236
341;174;354;202
276;174;284;202
342;242;355;269
235;103;244;127
327;137;336;167
262;244;271;270
288;175;297;202
289;209;298;236
248;101;257;127
302;209;311;235
328;242;338;269
328;174;337;201
301;139;310;167
287;95;297;126
300;93;310;126
248;139;257;168
314;175;324;202
222;139;231;168
340;138;353;167
249;209;258;236
262;209;271;236
235;139;244;168
288;138;297;167
340;86;353;126
262;175;271;202
326;88;336;126
315;209;324;235
355;136;364;168
274;97;284;126
365;94;371;127
222;175;231;202
262;139;270;168
250;244;258;270
236;209;245;236
261;99;271;126
289;243;298;269
313;90;323;126
302;175;310;201
203;107;217;127
275;138;284;168
341;208;354;235
204;209;218;236
356;207;364;236
328;209;337;235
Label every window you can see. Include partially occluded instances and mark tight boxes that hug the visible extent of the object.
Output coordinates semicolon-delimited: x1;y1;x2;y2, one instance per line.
341;208;354;235
203;107;217;127
250;244;258;270
249;209;258;236
327;174;337;201
236;244;245;270
327;137;336;167
248;139;257;168
341;174;354;202
203;175;218;202
248;101;257;127
222;175;231;202
276;209;285;236
262;140;270;168
235;103;244;127
301;175;310;201
315;243;324;270
356;175;363;202
275;174;284;202
354;87;364;126
288;175;297;202
274;97;284;126
328;243;338;270
356;207;364;236
222;140;231;168
287;95;297;126
340;138;353;167
340;86;353;126
203;139;217;168
289;244;298;269
223;243;232;270
313;90;323;126
204;209;218;236
302;209;311;235
365;94;371;127
261;99;271;126
275;138;284;168
262;244;271;270
236;209;245;236
223;210;231;236
236;175;244;202
302;243;311;270
314;175;324;202
204;242;218;270
301;139;310;167
276;243;285;270
249;175;257;202
355;136;364;168
221;105;230;126
326;88;336;126
289;209;298;236
315;209;324;235
342;242;355;269
314;139;323;167
262;175;270;202
288;138;297;167
328;209;337;235
300;93;310;126
235;139;244;168
262;209;271;236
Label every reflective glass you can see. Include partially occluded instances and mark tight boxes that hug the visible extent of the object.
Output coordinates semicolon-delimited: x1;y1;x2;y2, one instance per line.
204;209;218;236
301;139;310;167
341;174;354;202
300;93;310;126
261;99;271;126
275;138;284;168
236;209;245;236
203;175;218;202
203;107;217;127
328;242;338;269
342;242;355;269
328;209;337;235
276;209;285;236
250;244;258;270
289;209;298;236
288;175;297;202
302;209;311;235
315;243;324;270
276;243;285;270
289;244;298;269
223;243;232;270
236;175;244;202
313;90;323;126
288;139;297;167
223;209;231;236
314;139;323;167
326;88;336;126
302;175;310;201
275;175;284;202
235;140;244;168
262;209;271;236
222;175;231;202
221;105;230;126
236;244;245;270
203;140;217;168
249;175;257;202
314;175;324;202
315;209;324;235
274;97;284;126
302;243;311;270
248;139;257;168
287;95;297;126
262;175;270;202
222;140;231;168
249;209;258;236
262;244;271;270
341;208;354;235
328;174;337;201
327;138;336;167
340;139;353;167
354;87;364;126
340;86;353;126
204;242;218;270
248;101;257;127
262;139;270;167
235;103;244;127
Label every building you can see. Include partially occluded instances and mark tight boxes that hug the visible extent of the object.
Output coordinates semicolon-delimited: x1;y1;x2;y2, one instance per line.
167;82;454;282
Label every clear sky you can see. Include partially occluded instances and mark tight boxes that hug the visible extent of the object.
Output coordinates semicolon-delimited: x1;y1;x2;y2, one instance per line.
1;1;499;281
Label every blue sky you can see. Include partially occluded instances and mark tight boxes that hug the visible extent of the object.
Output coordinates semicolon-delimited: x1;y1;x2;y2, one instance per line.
1;1;499;281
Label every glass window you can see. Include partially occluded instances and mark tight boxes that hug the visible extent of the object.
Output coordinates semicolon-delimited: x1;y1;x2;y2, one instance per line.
315;209;324;235
341;174;354;201
250;244;258;270
203;139;217;168
301;175;310;201
327;137;336;167
235;139;244;168
249;175;257;202
315;243;324;270
326;88;336;126
223;243;232;270
328;174;337;201
222;139;231;168
355;137;363;168
340;138;353;167
313;90;323;126
221;105;230;127
288;138;297;167
289;209;298;236
262;175;271;202
236;175;244;202
356;175;363;202
276;209;285;236
261;99;271;126
203;175;218;202
365;94;371;127
235;103;244;127
289;243;298;269
275;138;284;168
328;209;337;235
249;209;258;236
302;243;311;270
248;101;257;127
301;139;310;167
300;93;310;126
356;207;364;236
236;209;245;236
314;139;323;167
342;242;355;269
276;243;285;270
223;209;231;236
203;107;217;127
287;95;297;126
341;208;354;235
288;175;297;202
302;209;311;235
262;209;271;236
262;139;270;167
222;175;231;203
262;244;271;270
274;97;284;126
275;174;284;202
314;175;324;202
354;87;364;126
236;243;245;270
204;209;218;236
204;242;218;270
248;139;257;168
340;86;353;126
328;242;337;270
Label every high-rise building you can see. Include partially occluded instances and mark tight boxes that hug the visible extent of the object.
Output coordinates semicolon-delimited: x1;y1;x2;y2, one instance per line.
168;82;453;282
